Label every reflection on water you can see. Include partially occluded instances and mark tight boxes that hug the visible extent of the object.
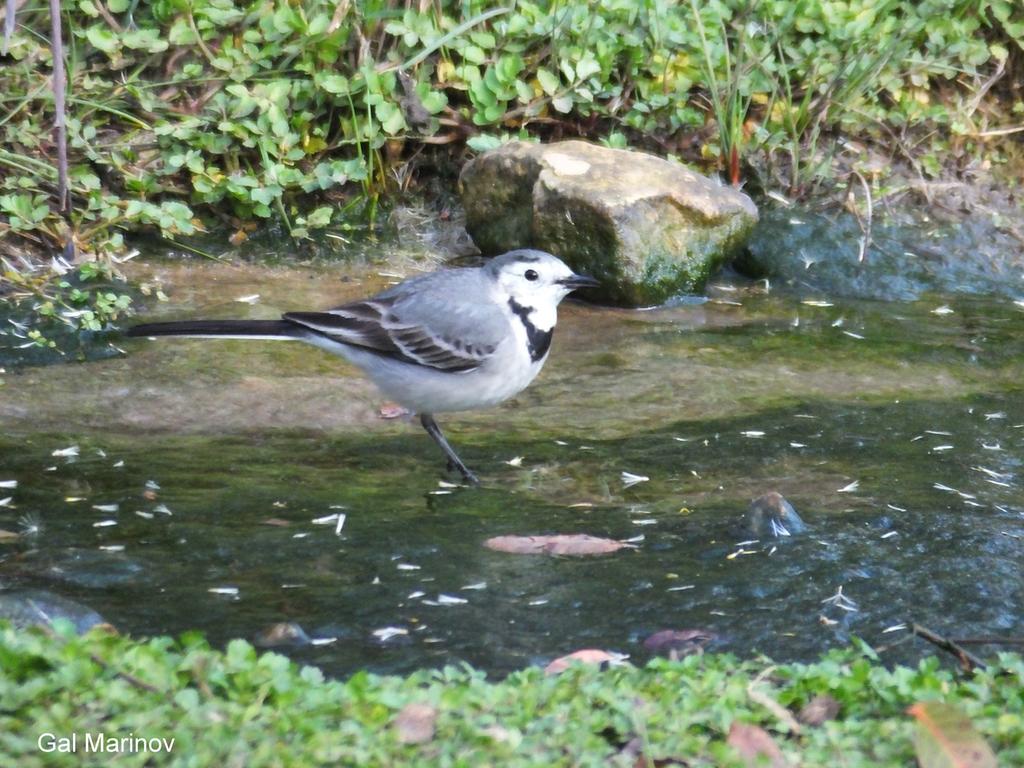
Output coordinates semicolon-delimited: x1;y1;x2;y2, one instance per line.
1;260;1023;677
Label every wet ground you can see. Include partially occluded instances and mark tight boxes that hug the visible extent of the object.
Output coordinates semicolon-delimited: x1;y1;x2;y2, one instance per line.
1;224;1023;677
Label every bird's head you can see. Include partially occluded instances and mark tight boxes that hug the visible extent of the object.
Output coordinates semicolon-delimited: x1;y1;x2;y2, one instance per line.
487;250;599;312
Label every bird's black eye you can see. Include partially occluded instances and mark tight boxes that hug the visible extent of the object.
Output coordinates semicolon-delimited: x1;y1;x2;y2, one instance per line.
524;269;539;281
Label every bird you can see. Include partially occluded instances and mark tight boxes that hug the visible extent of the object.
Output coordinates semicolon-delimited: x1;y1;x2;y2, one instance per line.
125;249;599;484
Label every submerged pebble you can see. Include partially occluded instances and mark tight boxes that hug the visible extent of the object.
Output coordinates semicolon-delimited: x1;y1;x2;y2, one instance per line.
0;588;109;633
745;492;807;538
253;622;312;648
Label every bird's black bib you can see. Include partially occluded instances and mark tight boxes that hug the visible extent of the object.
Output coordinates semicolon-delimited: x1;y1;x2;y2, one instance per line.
508;298;553;362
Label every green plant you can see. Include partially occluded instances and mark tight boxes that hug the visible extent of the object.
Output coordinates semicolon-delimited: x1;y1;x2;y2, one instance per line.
1;0;1021;341
2;624;1023;766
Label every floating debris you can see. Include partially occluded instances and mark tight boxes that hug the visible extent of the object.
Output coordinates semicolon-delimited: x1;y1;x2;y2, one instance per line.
372;626;409;642
933;483;975;499
311;513;340;525
234;294;261;304
741;430;765;438
208;587;239;596
621;471;649;488
396;563;421;571
0;480;16;489
506;456;524;467
930;445;954;452
17;514;41;536
91;503;119;513
667;584;695;592
726;548;758;559
52;445;79;458
802;300;834;307
0;497;12;508
837;480;860;493
820;586;858;612
984;412;1006;421
931;305;954;315
881;531;899;539
435;594;467;606
842;331;865;340
92;520;117;528
461;582;487;590
883;623;907;633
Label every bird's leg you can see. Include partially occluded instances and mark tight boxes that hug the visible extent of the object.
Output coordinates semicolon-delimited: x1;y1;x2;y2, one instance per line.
419;414;479;485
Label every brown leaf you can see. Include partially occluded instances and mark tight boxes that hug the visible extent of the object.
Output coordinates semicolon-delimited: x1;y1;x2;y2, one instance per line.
643;628;717;659
0;528;20;542
544;649;619;675
484;534;631;557
727;723;789;768
393;702;437;745
798;694;840;727
908;701;996;768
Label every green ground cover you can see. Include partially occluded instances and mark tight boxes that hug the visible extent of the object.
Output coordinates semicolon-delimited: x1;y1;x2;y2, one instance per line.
1;623;1022;766
1;1;1022;335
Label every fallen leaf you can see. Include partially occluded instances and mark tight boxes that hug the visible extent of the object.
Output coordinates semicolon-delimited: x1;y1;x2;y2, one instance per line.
485;534;632;557
798;695;840;727
908;701;996;768
642;629;717;659
393;702;437;744
544;649;622;675
0;529;20;541
727;723;789;768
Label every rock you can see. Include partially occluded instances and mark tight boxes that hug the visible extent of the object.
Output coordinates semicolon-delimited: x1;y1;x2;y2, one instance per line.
740;206;1024;301
745;492;807;538
0;588;109;633
459;140;758;306
252;622;312;648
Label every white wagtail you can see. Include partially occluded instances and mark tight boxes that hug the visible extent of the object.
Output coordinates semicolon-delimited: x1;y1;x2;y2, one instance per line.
126;250;598;484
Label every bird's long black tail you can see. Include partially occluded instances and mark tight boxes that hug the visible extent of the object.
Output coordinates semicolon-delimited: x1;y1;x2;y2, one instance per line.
126;319;304;340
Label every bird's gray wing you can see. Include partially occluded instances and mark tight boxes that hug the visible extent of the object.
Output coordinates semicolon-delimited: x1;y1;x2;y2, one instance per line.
283;269;509;372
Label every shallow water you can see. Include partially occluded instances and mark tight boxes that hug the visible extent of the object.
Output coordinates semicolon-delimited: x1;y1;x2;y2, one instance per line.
1;237;1023;677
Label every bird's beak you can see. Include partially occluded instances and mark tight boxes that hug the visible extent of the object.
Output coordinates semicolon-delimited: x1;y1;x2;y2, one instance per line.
557;273;601;291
